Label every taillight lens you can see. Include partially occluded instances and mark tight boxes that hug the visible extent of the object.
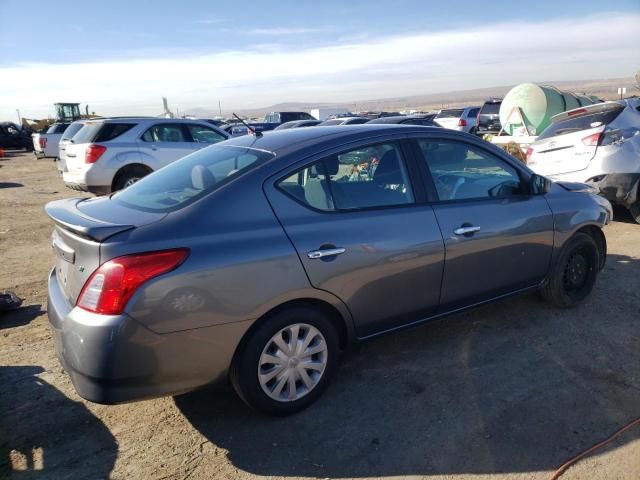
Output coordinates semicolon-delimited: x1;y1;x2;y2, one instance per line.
582;132;602;146
85;144;106;164
458;118;467;127
77;249;189;315
40;138;47;148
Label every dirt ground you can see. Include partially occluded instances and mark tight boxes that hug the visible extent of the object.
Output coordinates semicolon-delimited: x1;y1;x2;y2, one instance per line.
1;150;639;480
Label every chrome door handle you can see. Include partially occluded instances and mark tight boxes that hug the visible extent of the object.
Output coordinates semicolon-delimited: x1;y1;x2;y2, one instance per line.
454;226;481;235
307;248;346;259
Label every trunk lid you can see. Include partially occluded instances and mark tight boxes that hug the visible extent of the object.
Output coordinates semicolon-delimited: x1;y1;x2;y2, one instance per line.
46;196;166;303
527;125;603;176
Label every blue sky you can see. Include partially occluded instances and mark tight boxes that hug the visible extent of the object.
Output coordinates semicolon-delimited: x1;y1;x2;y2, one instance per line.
1;0;639;118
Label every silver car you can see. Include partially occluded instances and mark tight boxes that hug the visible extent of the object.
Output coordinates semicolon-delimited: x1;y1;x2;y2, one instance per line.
63;117;229;194
47;125;611;415
56;119;92;173
527;99;640;223
434;106;480;133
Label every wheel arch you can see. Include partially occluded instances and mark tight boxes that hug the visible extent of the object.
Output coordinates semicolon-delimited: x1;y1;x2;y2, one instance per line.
231;297;352;371
575;224;607;270
111;163;153;190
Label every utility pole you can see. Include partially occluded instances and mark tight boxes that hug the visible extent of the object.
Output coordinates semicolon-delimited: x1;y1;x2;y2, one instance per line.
16;109;21;125
218;100;222;117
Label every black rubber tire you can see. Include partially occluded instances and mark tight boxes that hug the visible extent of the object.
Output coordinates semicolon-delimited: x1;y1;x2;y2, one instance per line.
629;202;640;225
541;232;600;308
112;165;151;192
230;306;340;416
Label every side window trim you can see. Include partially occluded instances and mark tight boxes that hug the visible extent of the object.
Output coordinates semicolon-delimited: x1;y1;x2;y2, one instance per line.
408;136;532;203
275;137;425;213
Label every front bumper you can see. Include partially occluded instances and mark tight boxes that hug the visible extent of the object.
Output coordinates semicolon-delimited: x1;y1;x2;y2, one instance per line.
47;268;251;404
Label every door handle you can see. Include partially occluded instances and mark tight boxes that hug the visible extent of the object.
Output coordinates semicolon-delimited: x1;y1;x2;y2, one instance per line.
307;248;346;259
454;226;481;235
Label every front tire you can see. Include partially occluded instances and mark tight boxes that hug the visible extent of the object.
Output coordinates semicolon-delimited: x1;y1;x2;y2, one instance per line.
541;232;600;308
230;306;340;416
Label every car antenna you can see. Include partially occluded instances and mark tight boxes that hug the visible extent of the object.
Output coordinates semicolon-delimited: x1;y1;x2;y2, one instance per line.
232;113;262;137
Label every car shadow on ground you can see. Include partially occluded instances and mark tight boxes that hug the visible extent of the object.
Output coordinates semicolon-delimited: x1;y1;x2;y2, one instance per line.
0;366;117;479
0;182;23;189
613;206;637;225
0;305;45;330
176;253;640;477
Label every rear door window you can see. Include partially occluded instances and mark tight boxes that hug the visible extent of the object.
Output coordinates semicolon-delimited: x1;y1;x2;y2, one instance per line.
142;124;187;142
538;107;625;140
278;142;415;211
186;124;227;144
418;140;523;201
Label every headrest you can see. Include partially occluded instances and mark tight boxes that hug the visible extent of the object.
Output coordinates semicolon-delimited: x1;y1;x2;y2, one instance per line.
191;165;216;190
310;156;339;177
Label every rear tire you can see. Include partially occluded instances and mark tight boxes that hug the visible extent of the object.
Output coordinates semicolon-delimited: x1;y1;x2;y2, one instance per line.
541;232;599;308
629;202;640;225
112;165;151;192
230;306;340;416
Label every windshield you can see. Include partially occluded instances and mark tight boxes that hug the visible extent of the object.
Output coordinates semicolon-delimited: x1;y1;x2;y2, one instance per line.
537;107;624;140
113;145;274;212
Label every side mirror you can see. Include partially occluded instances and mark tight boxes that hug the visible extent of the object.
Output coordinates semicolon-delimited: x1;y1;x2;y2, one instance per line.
531;174;551;195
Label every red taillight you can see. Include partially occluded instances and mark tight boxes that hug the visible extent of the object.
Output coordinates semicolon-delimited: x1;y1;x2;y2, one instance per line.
76;249;189;315
458;118;467;127
39;137;47;148
582;132;602;146
526;147;533;159
85;144;106;164
568;108;588;117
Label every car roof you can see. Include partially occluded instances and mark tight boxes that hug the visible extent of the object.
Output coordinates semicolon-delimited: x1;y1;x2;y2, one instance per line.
222;124;443;155
367;115;431;124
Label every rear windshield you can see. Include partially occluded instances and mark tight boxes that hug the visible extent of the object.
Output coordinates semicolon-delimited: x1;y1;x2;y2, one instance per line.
47;124;69;134
112;145;274;212
436;109;464;118
537;107;624;140
480;102;501;115
61;123;85;141
70;122;135;143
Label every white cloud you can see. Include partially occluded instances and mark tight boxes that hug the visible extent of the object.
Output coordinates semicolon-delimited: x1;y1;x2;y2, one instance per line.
2;13;639;119
241;27;326;35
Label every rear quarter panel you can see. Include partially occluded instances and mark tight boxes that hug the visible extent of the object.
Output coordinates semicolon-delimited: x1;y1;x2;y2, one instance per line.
101;169;354;337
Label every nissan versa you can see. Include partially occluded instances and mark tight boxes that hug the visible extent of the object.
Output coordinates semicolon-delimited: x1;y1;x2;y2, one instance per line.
46;125;612;415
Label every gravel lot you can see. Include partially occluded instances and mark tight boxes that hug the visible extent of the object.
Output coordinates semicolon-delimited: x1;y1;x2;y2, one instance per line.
1;151;639;480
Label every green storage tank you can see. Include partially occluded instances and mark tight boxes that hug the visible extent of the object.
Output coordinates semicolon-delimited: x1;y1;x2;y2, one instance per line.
499;83;595;135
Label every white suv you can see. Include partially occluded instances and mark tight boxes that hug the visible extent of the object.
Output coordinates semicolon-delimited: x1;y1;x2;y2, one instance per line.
63;118;229;194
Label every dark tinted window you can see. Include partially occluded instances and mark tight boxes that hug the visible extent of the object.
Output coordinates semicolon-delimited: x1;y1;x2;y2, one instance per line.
114;145;273;212
95;123;135;142
278;142;414;211
537;107;624;140
418;140;522;201
480;102;501;115
280;112;314;122
47;124;69;134
142;124;186;142
436;109;464;119
319;119;343;126
467;108;480;118
345;118;369;125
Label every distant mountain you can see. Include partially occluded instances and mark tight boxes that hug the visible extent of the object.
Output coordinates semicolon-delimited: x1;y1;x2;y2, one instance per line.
182;77;635;119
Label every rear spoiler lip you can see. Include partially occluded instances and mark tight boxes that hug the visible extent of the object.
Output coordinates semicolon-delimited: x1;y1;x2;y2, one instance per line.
550;101;623;124
45;198;135;242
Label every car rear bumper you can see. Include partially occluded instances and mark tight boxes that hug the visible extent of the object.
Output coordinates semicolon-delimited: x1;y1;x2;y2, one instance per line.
47;268;250;404
586;173;640;208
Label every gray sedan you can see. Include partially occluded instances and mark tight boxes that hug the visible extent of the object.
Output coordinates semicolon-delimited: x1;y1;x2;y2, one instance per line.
46;125;612;415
